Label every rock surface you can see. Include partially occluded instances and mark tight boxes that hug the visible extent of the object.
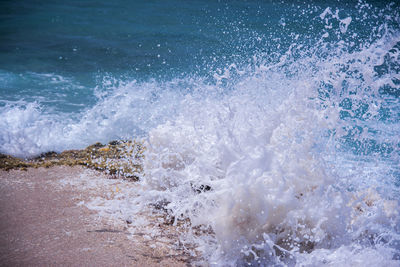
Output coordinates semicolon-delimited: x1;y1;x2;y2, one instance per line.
0;140;144;179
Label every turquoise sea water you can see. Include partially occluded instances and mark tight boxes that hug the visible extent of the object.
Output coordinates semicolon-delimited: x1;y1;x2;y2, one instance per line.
1;1;395;113
1;0;400;266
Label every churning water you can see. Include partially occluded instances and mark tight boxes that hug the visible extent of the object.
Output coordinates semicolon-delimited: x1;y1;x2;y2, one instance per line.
1;0;399;265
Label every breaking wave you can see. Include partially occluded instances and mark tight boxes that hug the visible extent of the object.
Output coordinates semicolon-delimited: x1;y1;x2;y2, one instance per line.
1;1;399;265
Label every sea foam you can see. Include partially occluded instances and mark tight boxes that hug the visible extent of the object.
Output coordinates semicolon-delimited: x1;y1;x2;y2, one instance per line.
0;2;399;266
132;5;400;265
137;64;399;265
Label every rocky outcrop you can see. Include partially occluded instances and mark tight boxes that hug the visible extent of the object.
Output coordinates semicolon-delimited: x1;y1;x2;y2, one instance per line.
0;140;144;180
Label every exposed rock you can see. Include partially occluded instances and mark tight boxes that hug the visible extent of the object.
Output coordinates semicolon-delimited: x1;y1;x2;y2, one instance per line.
0;140;145;180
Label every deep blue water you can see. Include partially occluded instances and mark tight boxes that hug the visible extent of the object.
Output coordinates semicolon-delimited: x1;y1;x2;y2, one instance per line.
0;0;396;112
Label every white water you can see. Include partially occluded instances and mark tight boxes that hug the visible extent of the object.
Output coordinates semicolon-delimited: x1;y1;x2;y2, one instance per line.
1;3;399;266
0;78;194;157
134;50;400;265
132;12;399;265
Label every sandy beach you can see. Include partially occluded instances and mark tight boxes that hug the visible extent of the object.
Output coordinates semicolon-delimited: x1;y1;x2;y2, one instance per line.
0;166;193;266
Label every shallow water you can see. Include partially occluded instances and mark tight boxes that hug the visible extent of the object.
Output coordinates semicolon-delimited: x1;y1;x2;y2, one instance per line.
1;0;399;265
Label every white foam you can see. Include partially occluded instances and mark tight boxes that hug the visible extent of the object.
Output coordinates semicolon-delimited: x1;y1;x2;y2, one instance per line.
0;79;197;157
133;20;400;265
1;3;399;265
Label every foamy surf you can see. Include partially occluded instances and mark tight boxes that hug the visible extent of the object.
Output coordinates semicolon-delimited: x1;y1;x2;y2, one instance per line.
135;66;399;265
131;5;399;265
1;1;399;266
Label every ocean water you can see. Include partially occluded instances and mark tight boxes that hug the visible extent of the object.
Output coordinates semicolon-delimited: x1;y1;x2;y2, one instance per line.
1;0;400;265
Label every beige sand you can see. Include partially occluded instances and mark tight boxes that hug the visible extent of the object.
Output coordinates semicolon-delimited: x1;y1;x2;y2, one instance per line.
0;166;196;266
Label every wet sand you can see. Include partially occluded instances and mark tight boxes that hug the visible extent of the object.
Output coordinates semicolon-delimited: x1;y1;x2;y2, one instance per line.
0;166;193;266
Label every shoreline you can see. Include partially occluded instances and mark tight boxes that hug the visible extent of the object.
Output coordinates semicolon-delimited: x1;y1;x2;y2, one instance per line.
0;140;144;179
0;165;196;266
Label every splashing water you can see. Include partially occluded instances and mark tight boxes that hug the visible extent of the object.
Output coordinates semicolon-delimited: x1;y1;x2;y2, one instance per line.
1;1;400;265
131;3;400;266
